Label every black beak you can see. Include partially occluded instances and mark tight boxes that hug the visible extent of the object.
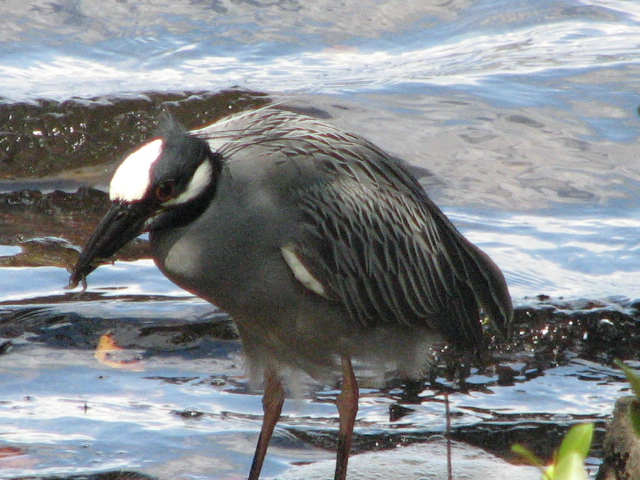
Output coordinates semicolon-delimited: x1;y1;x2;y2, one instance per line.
67;201;154;290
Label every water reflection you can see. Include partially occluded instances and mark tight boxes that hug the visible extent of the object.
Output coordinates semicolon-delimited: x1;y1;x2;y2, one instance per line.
2;1;640;100
450;208;640;298
3;20;640;101
454;361;624;416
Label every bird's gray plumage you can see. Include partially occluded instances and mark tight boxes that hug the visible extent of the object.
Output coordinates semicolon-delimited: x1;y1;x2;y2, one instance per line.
144;107;512;379
69;105;513;480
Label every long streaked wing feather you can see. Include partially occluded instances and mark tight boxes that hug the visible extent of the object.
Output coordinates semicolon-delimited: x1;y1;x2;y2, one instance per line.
293;175;486;350
195;107;513;351
288;133;511;353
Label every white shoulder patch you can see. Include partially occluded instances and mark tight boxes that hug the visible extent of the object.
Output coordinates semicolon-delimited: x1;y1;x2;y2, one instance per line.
281;243;328;298
110;139;164;202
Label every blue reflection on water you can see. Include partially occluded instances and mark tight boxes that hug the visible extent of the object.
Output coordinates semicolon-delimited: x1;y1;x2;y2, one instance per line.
448;205;640;299
1;0;640;101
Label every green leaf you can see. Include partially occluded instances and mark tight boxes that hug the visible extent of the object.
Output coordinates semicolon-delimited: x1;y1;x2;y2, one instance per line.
544;464;556;480
511;443;544;468
511;424;593;480
552;451;589;480
615;359;640;398
557;423;594;462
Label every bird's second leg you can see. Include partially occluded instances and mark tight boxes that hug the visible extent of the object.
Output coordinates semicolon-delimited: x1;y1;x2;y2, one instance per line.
248;369;285;480
334;355;359;480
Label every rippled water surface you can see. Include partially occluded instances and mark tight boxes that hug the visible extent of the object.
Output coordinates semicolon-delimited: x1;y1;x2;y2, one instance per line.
2;0;640;479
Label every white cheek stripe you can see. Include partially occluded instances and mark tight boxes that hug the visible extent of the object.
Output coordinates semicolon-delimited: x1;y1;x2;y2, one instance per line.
281;243;328;298
110;139;164;202
163;160;214;206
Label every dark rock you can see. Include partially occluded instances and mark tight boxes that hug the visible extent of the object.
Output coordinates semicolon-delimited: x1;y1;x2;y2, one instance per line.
596;396;640;480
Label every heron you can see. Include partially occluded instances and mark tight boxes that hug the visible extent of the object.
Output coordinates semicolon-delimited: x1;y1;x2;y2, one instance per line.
68;106;513;480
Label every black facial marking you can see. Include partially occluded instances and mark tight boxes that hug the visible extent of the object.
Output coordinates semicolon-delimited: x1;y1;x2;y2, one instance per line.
145;125;224;230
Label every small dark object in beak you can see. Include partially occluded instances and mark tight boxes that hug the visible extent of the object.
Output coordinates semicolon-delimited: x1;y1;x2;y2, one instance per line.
66;201;153;291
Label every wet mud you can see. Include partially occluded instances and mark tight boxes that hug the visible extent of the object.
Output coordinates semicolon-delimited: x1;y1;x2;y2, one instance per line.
0;90;268;179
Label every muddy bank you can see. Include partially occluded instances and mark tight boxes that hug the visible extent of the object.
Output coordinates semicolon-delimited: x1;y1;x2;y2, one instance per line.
0;90;268;179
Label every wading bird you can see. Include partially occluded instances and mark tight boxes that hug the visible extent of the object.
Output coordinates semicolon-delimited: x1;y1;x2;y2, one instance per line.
68;106;512;480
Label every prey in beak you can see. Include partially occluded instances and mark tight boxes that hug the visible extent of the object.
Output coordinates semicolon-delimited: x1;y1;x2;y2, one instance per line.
66;200;155;290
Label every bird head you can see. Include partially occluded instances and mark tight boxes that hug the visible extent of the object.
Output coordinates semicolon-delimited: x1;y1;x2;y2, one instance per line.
67;127;222;289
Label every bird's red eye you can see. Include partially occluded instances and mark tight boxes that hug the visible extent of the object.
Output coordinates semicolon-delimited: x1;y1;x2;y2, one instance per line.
155;180;176;203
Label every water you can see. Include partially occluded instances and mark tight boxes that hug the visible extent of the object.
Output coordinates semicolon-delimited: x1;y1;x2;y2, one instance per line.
1;0;640;478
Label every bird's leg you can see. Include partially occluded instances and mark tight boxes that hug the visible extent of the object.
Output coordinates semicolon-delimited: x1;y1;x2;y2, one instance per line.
248;370;285;480
444;391;452;480
334;355;359;480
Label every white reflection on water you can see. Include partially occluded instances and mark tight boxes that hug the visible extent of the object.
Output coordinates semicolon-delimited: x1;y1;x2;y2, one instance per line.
0;261;191;303
2;16;640;100
454;361;624;416
450;209;640;299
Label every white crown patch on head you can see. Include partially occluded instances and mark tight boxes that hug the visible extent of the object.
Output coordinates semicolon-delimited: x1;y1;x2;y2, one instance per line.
110;139;164;202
